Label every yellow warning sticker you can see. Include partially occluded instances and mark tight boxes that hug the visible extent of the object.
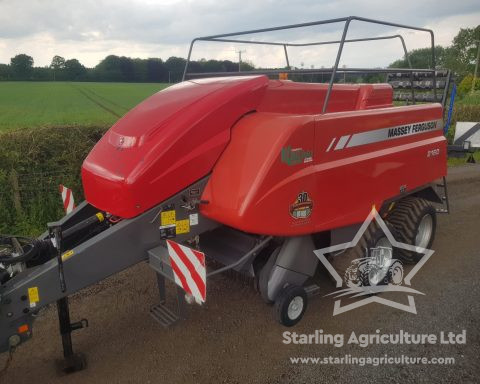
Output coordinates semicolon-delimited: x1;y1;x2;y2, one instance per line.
28;287;39;306
161;210;176;226
176;219;190;235
61;250;74;262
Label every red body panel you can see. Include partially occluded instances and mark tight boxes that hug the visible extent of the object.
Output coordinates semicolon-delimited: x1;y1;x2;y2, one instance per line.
257;81;393;113
82;75;446;236
200;103;446;235
82;76;268;218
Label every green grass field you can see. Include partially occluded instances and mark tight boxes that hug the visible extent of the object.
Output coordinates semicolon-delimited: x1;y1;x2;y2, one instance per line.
0;82;169;131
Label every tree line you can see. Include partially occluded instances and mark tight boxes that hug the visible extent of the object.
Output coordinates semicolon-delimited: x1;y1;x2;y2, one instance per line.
0;25;477;86
0;54;254;83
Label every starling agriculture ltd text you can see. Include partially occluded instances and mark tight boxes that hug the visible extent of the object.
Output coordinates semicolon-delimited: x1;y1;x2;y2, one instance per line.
282;330;467;348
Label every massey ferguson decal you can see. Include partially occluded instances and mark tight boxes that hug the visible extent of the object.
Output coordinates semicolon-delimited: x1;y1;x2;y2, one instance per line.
326;119;443;151
281;146;313;166
387;121;437;138
290;191;313;219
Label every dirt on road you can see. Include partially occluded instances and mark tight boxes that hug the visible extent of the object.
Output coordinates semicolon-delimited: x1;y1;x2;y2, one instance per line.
2;164;480;384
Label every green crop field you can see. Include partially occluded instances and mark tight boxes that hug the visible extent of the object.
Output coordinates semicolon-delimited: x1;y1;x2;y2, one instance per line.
0;82;170;131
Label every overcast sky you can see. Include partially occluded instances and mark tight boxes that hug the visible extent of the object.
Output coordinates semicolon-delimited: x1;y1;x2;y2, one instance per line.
0;0;479;69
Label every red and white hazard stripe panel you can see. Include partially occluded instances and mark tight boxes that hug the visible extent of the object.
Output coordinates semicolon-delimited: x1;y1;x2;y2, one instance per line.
166;240;206;304
59;184;75;214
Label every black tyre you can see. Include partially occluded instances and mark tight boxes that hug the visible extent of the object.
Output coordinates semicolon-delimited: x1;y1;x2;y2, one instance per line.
368;221;397;251
386;197;436;263
274;285;307;327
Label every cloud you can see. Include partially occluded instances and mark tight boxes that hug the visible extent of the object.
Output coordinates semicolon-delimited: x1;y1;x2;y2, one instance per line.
0;0;478;67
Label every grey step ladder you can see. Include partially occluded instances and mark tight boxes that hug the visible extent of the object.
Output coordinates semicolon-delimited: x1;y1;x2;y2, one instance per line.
436;176;450;214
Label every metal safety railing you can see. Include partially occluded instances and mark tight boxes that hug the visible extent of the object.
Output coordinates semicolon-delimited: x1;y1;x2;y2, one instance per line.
182;16;438;113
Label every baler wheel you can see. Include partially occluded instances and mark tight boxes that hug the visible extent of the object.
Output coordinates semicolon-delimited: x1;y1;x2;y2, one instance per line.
274;285;307;327
386;197;436;263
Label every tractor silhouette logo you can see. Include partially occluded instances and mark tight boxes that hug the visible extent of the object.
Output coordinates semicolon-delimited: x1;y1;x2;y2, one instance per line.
344;247;404;288
314;207;434;316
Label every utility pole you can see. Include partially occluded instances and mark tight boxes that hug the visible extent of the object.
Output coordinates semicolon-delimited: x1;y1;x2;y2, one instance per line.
471;39;480;93
236;49;246;72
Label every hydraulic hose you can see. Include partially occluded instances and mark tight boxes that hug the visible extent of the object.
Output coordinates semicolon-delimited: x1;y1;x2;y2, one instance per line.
62;212;105;239
0;236;38;265
0;213;106;266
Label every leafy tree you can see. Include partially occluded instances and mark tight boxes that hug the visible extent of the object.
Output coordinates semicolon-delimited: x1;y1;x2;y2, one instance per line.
95;55;122;81
119;56;135;82
0;64;10;80
222;60;238;72
388;25;479;79
94;55;134;81
165;56;187;82
50;55;65;81
457;74;480;96
64;59;86;80
389;46;449;69
10;54;34;80
33;67;52;81
146;58;166;82
133;58;148;82
239;60;254;72
445;26;480;78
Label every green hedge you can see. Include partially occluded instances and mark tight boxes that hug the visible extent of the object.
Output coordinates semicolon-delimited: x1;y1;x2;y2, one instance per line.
0;126;106;235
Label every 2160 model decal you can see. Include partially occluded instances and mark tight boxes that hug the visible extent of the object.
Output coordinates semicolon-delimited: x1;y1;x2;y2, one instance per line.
427;148;440;157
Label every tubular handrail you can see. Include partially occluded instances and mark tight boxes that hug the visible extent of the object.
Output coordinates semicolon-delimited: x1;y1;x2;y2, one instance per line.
185;67;439;77
190;34;412;71
183;16;436;113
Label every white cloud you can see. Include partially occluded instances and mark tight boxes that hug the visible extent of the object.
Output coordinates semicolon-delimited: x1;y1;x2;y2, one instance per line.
0;0;478;68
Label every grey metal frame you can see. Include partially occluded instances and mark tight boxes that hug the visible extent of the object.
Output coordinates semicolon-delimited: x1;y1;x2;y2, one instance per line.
0;177;219;352
182;16;437;113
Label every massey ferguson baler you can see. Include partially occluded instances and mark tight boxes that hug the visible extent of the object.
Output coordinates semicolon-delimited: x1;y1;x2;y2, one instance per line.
0;17;451;372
